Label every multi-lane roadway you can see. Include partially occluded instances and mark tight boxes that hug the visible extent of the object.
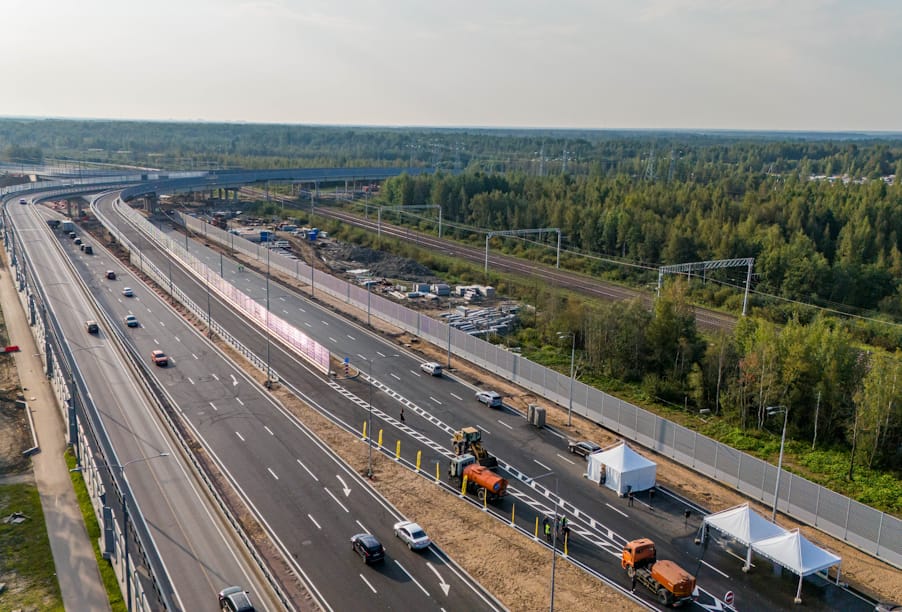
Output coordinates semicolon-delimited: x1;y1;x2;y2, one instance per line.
95;194;874;611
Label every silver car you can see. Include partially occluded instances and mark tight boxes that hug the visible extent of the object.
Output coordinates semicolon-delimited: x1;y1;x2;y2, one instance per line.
393;520;431;550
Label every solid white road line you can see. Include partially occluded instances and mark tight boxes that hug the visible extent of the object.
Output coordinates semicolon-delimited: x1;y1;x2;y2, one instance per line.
395;560;430;597
390;373;401;381
359;574;377;594
533;459;550;470
605;503;629;518
308;514;321;530
268;468;279;480
236;397;244;406
701;559;729;578
556;454;576;465
347;334;356;340
356;520;369;533
430;396;442;405
325;487;349;513
450;393;463;401
187;377;195;385
329;337;337;343
235;432;245;442
210;373;218;380
297;459;319;481
209;402;217;411
264;426;274;436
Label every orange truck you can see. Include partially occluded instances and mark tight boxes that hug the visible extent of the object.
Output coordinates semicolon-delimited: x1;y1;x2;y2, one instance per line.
622;538;695;607
448;454;508;502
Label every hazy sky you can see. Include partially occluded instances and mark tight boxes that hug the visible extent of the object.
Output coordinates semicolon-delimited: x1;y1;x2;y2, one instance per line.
3;0;900;131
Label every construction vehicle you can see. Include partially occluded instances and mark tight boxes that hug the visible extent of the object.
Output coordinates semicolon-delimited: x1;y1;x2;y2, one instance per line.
448;454;508;502
451;427;497;467
621;538;695;607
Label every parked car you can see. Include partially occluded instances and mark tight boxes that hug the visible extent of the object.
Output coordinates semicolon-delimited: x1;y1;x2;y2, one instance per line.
151;350;168;366
350;533;385;564
106;270;116;280
218;586;255;612
124;315;139;328
393;521;431;550
475;390;503;408
420;362;442;376
85;320;99;334
568;440;602;458
122;287;134;297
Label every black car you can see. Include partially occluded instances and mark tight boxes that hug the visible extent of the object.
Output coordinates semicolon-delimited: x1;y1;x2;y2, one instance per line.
218;586;255;612
351;533;385;564
568;440;602;458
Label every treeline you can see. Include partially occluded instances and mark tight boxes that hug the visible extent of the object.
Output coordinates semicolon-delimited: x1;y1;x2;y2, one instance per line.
2;118;902;179
379;171;902;330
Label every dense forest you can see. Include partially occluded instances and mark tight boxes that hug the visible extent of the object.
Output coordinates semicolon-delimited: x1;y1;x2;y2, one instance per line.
2;118;901;504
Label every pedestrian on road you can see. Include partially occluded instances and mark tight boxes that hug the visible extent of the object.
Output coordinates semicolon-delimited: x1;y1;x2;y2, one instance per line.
648;487;655;507
628;491;635;507
400;407;406;423
544;519;552;543
631;572;637;593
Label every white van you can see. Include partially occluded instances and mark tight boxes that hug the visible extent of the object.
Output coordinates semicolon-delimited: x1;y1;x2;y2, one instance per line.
420;362;442;376
272;240;290;249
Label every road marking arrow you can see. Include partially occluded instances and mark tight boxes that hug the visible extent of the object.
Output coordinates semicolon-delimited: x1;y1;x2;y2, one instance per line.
231;374;238;386
427;562;451;596
336;475;352;497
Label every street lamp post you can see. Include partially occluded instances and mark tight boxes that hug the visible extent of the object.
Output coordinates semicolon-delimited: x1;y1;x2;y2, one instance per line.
366;354;399;478
72;452;170;612
766;405;789;523
532;471;560;612
557;332;575;426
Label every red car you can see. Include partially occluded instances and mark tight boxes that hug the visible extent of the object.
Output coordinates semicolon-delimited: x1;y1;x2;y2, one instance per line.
151;350;168;366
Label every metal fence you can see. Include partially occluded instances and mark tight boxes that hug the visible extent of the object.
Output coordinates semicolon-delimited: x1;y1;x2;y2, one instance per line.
179;212;901;570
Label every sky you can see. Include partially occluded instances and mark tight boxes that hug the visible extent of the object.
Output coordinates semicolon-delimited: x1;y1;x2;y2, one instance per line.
3;0;901;131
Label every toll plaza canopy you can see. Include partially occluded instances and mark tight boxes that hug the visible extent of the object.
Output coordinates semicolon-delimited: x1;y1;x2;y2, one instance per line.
586;442;656;496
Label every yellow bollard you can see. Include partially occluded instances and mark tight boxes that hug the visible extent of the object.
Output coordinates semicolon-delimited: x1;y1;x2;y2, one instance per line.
483;489;488;511
461;474;468;497
435;462;440;483
564;531;569;556
416;450;422;471
378;429;383;448
362;420;367;440
535;516;539;539
395;440;401;460
511;504;516;526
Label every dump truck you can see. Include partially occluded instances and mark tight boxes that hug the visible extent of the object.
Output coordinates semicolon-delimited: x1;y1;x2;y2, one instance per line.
621;538;695;607
451;427;497;467
448;454;508;502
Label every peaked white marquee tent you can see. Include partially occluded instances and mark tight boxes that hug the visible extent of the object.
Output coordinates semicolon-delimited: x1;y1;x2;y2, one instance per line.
698;503;842;604
698;503;788;570
753;529;842;603
586;442;656;495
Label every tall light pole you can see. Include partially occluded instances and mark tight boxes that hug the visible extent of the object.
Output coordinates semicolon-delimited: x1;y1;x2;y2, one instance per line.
366;353;399;478
531;470;560;612
72;452;170;612
265;248;271;387
766;405;789;523
557;332;575;426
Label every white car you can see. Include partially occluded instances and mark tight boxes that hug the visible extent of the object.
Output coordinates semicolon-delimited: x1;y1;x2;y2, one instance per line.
420;362;442;376
475;390;503;408
393;521;431;550
122;287;134;297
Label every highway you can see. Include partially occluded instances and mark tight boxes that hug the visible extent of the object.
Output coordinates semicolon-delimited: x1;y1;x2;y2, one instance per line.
5;199;279;611
92;193;501;611
99;196;876;612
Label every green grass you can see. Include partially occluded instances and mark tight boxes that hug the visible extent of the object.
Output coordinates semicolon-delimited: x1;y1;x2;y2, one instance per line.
0;483;62;612
65;449;126;612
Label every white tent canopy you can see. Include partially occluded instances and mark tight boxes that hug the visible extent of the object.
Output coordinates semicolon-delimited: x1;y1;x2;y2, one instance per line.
699;503;788;570
752;529;842;603
752;529;842;577
586;442;656;495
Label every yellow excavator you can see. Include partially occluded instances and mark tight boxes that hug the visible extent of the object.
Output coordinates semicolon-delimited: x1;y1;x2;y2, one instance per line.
451;427;498;468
